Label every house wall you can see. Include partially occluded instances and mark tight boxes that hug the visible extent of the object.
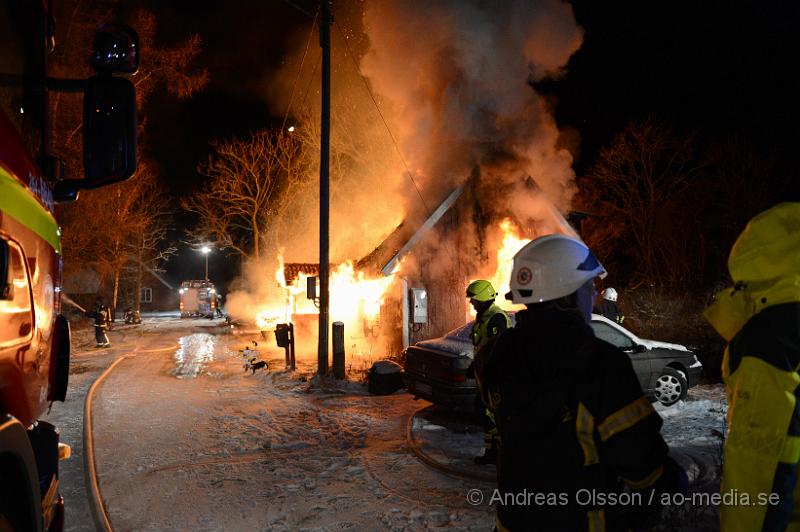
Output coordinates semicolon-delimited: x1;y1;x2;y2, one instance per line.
117;270;179;312
141;280;179;312
381;192;479;349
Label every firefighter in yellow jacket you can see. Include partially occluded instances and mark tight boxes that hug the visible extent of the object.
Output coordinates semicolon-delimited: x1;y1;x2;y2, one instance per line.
466;279;511;465
705;202;800;531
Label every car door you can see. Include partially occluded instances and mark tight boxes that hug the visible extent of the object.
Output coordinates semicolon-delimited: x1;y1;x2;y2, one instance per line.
590;319;651;390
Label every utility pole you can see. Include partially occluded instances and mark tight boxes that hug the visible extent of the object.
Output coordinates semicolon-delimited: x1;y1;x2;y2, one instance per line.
318;0;332;377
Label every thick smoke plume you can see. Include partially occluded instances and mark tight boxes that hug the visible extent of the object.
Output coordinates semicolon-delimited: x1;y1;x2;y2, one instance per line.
361;0;582;225
360;0;583;284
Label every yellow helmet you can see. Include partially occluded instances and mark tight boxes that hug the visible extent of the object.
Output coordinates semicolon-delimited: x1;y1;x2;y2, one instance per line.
466;280;497;302
704;202;800;341
727;202;800;284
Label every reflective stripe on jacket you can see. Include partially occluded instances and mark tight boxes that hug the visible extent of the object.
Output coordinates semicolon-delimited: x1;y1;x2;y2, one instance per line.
719;303;800;531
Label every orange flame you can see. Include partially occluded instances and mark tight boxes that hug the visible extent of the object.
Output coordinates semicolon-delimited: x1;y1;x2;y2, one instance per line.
474;219;530;312
254;255;394;330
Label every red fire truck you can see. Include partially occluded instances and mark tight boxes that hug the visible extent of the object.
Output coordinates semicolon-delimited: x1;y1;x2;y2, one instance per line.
0;3;137;530
179;280;218;318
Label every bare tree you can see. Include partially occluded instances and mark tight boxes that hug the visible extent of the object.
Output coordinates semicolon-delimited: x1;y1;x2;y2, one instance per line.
50;2;208;180
182;129;302;260
61;162;174;315
52;1;207;311
583;118;706;288
129;169;176;312
689;135;785;288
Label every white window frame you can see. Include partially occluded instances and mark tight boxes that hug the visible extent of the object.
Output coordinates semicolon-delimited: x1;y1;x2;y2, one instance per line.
140;287;153;303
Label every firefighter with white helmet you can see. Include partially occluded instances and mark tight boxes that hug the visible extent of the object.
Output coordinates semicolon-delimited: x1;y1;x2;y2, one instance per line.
483;234;685;531
603;287;618;301
465;279;511;465
594;286;625;324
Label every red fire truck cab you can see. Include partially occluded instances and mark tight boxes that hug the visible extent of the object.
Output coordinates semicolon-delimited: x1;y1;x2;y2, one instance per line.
0;3;137;530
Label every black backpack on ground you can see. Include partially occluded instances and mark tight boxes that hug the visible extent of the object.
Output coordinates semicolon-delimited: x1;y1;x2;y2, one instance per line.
367;360;404;395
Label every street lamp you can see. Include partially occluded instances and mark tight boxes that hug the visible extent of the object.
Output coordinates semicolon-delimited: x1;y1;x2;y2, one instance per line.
200;246;211;281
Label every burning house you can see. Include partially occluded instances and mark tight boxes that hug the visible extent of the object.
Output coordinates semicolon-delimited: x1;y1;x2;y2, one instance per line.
356;174;578;355
226;0;588;370
251;173;577;369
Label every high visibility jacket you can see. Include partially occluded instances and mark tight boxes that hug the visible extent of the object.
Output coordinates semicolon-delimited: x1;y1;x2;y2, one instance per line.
704;202;800;532
483;307;680;531
471;304;511;404
471;303;511;350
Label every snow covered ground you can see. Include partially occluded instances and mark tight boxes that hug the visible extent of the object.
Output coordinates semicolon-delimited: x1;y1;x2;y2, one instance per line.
83;322;494;531
49;315;727;531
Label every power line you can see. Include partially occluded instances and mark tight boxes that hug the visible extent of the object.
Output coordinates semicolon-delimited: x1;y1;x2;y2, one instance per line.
281;7;319;131
300;54;321;110
277;0;315;20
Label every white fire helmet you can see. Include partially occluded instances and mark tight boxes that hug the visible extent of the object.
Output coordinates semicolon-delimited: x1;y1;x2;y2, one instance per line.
507;234;607;304
602;287;618;302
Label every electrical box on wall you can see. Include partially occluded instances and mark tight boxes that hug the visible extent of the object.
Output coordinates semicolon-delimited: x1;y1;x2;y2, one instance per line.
411;288;428;324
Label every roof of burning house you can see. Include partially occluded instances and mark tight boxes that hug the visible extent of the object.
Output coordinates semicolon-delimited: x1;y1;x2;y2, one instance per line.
283;263;320;285
355;220;417;275
357;184;466;277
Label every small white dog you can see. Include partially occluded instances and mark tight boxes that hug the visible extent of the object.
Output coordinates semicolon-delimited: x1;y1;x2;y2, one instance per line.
239;341;267;374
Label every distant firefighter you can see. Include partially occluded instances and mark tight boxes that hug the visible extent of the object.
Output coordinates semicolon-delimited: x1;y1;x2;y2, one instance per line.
594;286;625;324
86;297;111;347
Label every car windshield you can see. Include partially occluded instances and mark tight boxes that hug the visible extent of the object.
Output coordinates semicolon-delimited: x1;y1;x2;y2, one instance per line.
590;320;636;350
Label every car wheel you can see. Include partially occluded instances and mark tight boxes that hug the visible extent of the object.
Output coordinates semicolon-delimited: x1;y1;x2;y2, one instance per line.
654;367;688;406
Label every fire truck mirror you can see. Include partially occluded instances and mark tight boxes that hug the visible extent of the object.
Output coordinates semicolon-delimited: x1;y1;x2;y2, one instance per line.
307;276;318;300
91;24;139;75
43;156;65;182
82;75;137;187
53;179;80;203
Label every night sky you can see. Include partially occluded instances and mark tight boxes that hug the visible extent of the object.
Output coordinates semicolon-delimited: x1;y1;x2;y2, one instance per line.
559;1;799;175
142;1;800;289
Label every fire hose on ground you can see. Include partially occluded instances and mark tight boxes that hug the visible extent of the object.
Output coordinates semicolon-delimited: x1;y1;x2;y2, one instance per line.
84;355;129;532
82;344;179;532
406;404;496;484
